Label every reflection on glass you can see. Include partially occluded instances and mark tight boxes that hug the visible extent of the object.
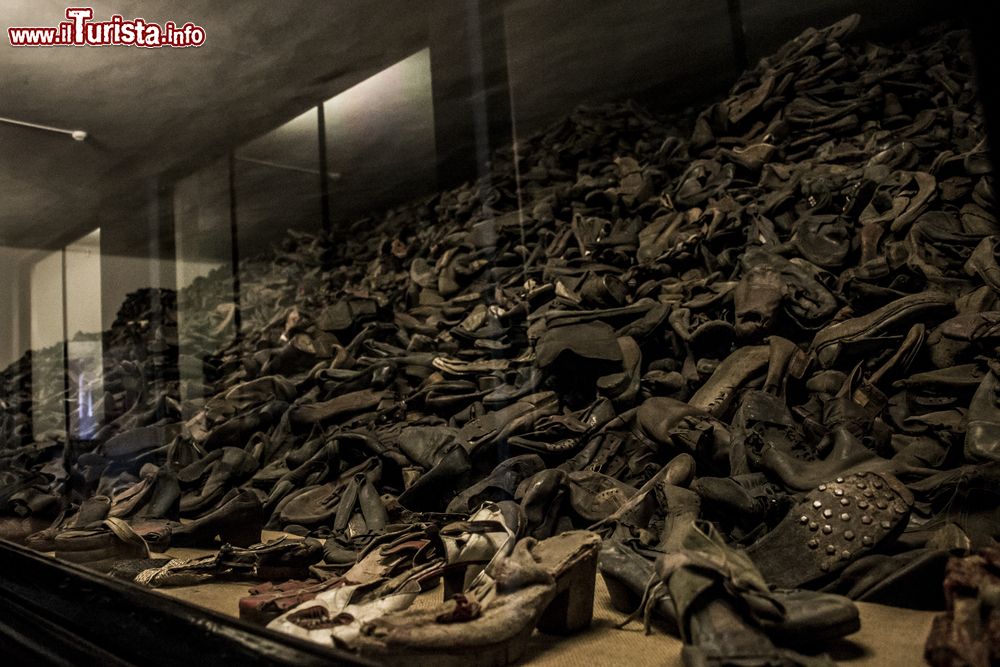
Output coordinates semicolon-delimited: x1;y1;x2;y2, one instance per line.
234;107;322;258
29;249;66;439
324;48;436;221
65;229;103;439
67;339;102;439
0;246;32;372
174;158;235;292
174;158;237;414
0;246;32;448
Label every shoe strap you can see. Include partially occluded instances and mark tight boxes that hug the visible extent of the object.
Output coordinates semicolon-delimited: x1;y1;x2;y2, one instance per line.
104;517;150;553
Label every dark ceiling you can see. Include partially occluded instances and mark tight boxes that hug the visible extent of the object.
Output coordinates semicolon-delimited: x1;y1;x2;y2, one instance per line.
0;0;427;249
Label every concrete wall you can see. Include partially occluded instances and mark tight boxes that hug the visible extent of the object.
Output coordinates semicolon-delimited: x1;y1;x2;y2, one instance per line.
174;157;233;290
29;249;65;436
503;0;738;136
28;250;64;354
0;231;102;368
325;48;437;222
501;0;943;136
64;229;103;340
0;246;34;369
99;182;177;331
235;107;324;259
741;0;946;62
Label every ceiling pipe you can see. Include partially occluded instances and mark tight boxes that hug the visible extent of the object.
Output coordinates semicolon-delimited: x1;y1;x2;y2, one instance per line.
0;116;87;141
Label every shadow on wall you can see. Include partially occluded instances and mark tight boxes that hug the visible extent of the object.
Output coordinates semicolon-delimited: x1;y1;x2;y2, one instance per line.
503;0;739;135
740;0;948;62
501;0;945;136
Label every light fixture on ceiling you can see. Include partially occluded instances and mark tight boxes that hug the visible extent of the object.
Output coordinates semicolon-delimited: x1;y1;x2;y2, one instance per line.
0;116;88;142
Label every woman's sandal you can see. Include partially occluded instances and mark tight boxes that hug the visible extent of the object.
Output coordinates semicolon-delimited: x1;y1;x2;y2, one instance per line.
271;530;601;667
353;530;599;666
438;501;521;598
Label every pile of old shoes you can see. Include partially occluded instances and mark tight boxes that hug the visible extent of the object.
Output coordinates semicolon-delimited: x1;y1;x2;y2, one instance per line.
54;517;150;573
0;468;62;544
924;547;1000;667
2;12;1000;665
127;537;324;588
267;530;601;666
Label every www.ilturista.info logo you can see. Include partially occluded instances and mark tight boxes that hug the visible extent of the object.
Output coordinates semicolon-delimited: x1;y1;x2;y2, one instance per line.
8;7;206;48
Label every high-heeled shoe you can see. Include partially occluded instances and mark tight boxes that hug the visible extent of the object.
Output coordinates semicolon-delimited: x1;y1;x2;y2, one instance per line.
439;501;521;598
352;531;599;666
271;531;600;666
267;560;441;646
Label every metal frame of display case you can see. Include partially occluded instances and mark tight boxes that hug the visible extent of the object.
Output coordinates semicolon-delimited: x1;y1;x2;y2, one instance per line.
0;539;371;666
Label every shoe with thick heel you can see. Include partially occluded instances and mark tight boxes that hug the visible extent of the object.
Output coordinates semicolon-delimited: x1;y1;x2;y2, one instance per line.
272;530;601;666
365;530;599;664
